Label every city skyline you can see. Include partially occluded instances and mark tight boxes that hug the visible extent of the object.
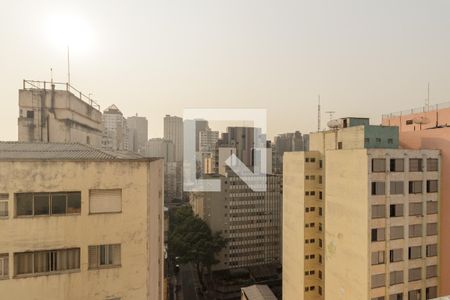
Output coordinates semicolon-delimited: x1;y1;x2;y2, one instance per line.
2;0;450;141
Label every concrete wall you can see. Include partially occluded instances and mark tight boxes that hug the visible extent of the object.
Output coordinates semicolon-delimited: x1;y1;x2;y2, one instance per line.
0;159;163;300
283;152;306;300
324;149;369;300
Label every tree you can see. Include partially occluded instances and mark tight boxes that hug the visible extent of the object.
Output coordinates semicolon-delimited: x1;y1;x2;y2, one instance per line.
169;206;226;290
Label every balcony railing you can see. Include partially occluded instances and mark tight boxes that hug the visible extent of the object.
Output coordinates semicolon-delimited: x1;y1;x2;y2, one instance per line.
22;80;101;111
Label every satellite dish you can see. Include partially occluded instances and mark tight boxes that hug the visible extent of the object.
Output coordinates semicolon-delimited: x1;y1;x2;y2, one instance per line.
413;116;430;125
327;119;341;129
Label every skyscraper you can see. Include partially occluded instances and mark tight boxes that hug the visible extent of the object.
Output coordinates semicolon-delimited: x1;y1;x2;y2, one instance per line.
273;131;305;173
127;114;148;153
163;115;183;162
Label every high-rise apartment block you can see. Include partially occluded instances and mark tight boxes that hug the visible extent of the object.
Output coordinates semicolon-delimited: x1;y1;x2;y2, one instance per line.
0;142;164;300
283;118;441;300
383;102;450;296
102;104;128;151
18;80;102;146
190;172;282;270
127;114;148;153
144;138;175;162
273;131;306;174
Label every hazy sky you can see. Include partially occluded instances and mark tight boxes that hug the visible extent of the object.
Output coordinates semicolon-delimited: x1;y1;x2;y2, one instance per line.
1;0;450;140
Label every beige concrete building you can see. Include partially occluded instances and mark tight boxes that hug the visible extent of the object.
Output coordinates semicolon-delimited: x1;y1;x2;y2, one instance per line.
190;172;282;270
283;118;441;300
18;80;103;146
102;104;128;151
0;142;164;300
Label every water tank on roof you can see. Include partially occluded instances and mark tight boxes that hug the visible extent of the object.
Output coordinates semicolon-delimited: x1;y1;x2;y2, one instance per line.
327;119;341;129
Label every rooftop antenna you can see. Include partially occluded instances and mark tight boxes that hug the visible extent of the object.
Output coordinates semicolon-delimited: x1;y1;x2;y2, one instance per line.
325;111;336;121
426;82;430;111
317;95;321;132
67;46;71;86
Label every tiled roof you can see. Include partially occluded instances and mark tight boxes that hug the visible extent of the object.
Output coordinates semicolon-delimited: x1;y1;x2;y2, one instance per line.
0;142;151;161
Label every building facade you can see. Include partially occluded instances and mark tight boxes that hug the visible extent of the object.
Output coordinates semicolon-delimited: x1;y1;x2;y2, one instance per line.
283;118;441;300
18;80;103;146
190;172;282;270
0;142;164;300
102;105;128;151
163;115;183;162
273;131;305;174
127;115;148;153
382;102;450;296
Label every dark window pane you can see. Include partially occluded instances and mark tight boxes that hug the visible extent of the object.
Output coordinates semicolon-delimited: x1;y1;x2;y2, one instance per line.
67;192;81;214
16;193;33;216
51;194;66;214
34;194;50;215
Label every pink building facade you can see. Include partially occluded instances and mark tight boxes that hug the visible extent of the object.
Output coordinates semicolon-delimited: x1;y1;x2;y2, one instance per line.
383;102;450;296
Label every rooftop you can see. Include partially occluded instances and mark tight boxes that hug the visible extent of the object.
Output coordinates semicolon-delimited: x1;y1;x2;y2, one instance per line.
0;142;156;161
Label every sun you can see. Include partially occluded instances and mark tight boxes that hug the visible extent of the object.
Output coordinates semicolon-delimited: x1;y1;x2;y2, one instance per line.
45;14;94;54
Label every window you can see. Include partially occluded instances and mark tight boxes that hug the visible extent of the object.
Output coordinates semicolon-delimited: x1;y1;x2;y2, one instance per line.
89;189;122;214
319;191;323;200
372;205;385;219
371;228;385;242
426;265;437;278
389;249;403;262
390;159;404;172
427;201;438;215
365;138;370;144
88;244;121;269
26;110;34;118
408;246;421;260
427;158;438;171
0;194;8;218
319;176;323;184
408;267;421;282
376;138;382;143
338;142;343;149
371;273;385;288
372;182;385;196
409;224;422;238
14;248;80;277
390;181;404;195
427;223;438;236
409;158;423;172
319;160;323;168
387;138;394;144
426;244;437;257
390;204;403;217
15;192;81;217
319;207;322;216
371;251;385;265
408;289;421;300
310;158;316;163
427;180;438;193
372;297;384;300
390;270;403;285
408;181;422;194
0;254;8;279
372;159;386;172
390;226;404;240
409;202;422;216
426;286;437;299
389;293;403;300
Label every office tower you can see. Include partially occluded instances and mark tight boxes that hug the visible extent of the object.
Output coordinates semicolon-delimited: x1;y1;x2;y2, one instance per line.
198;130;219;175
0;142;164;300
273;131;305;174
383;101;450;296
102;104;128;151
144;138;175;162
18;80;102;146
190;172;282;270
195;119;210;151
127;114;148;153
163;115;183;162
283;117;440;300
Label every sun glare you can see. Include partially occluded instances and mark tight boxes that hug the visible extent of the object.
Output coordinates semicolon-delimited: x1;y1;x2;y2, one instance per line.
45;14;94;54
